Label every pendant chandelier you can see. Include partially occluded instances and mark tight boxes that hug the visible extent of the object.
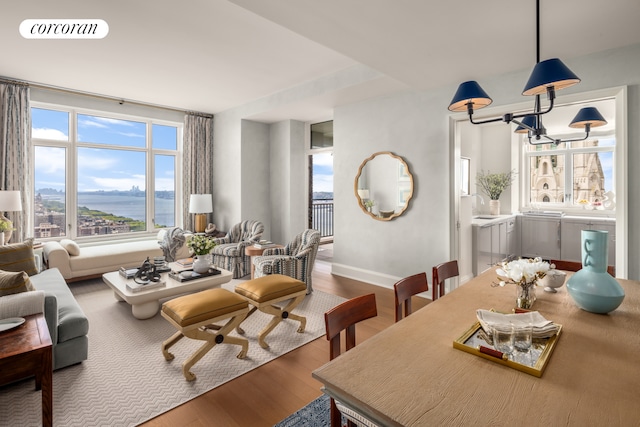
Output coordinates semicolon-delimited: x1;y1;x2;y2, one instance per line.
447;0;607;145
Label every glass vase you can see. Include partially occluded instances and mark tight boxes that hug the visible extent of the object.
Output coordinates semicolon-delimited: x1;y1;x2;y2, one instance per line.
516;281;536;309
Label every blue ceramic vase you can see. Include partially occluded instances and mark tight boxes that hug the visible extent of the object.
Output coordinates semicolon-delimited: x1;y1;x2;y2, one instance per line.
566;230;624;314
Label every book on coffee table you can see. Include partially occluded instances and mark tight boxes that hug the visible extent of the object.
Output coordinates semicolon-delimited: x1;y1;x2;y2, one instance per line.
176;257;194;267
126;280;166;293
119;267;139;279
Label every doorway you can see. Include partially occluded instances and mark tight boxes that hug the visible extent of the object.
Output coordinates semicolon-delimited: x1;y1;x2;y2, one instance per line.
308;121;334;250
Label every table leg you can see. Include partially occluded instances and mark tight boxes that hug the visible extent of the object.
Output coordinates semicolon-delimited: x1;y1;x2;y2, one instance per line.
131;300;161;319
42;346;53;427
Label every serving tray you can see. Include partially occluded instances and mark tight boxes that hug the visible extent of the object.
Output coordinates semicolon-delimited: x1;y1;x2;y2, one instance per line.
453;320;562;377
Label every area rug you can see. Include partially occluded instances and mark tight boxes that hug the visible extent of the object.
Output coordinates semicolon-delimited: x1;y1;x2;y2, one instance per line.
0;278;345;427
273;394;331;427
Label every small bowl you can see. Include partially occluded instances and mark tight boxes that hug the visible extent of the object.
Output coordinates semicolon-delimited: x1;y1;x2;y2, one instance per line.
539;270;567;293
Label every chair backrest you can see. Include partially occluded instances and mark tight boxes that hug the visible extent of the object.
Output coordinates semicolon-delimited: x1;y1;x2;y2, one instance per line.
228;220;264;243
432;260;459;301
285;229;320;257
324;293;377;427
550;259;615;277
325;293;377;361
393;272;428;322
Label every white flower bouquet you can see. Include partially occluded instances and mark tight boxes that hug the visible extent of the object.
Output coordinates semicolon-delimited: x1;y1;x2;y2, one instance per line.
187;235;216;256
496;257;552;309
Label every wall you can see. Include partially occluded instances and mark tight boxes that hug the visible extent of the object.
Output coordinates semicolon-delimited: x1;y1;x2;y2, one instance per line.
268;119;306;243
332;89;451;286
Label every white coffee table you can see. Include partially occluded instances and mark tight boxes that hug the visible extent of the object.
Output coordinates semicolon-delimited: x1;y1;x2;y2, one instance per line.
102;263;232;319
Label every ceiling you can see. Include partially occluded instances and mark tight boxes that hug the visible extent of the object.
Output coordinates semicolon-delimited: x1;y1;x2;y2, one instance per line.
2;0;640;123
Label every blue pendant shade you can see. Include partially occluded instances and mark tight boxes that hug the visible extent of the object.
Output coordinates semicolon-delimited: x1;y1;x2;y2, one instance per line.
514;115;537;134
522;58;581;96
448;81;493;112
569;107;607;129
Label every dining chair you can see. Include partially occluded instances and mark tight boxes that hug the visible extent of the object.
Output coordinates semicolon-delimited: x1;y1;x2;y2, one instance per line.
432;260;459;301
550;259;615;277
324;293;379;427
393;272;429;322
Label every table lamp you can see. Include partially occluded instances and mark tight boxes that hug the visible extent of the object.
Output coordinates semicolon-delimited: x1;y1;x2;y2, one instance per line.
188;194;212;233
0;190;22;244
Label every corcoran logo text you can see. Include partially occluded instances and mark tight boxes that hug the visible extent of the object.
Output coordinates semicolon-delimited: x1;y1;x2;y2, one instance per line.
20;19;109;39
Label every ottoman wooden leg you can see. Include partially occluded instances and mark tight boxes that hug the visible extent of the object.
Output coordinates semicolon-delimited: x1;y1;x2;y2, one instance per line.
162;330;185;361
256;294;307;349
181;311;249;381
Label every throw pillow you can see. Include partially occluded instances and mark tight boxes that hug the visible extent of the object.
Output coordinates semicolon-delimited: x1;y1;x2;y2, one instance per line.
0;239;38;276
60;239;81;256
0;270;35;297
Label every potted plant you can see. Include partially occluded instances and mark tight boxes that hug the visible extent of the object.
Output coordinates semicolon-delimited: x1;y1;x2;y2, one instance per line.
476;170;516;215
187;235;217;273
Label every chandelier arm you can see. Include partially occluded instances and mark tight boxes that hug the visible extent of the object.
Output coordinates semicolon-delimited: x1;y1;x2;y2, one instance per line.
468;110;504;125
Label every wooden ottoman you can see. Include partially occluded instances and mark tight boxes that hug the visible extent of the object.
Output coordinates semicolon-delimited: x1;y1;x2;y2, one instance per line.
235;275;307;349
161;288;249;381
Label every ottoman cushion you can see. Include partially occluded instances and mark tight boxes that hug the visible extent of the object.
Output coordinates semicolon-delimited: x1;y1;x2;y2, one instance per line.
235;275;306;303
162;288;248;327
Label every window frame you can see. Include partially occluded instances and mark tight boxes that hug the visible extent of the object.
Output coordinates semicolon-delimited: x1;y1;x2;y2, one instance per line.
522;136;616;213
31;101;183;242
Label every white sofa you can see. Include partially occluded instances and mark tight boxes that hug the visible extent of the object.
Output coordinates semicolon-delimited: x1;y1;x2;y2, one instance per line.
43;238;191;282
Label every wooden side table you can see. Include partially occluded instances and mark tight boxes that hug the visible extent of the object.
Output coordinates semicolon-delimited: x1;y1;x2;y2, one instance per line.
0;313;53;427
245;245;284;279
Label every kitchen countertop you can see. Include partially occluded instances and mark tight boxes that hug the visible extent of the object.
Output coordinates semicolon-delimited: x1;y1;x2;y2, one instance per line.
472;212;615;227
471;214;515;226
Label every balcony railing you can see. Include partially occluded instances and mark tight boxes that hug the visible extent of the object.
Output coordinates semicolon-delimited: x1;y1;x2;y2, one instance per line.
311;200;333;238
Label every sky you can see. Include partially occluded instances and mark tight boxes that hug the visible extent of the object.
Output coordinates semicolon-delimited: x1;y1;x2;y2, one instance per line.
32;107;176;192
312;152;333;193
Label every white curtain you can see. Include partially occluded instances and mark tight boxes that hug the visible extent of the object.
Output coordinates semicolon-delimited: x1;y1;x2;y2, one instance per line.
182;113;213;231
0;81;31;242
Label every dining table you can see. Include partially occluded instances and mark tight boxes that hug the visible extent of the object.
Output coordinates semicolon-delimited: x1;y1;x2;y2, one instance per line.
312;267;640;426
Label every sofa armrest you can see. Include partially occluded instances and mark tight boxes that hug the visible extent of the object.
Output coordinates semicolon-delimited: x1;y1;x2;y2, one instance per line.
43;241;73;279
0;290;45;318
43;292;59;344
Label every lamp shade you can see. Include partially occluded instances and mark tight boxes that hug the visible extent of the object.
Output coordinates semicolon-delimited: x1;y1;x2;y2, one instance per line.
522;58;580;96
357;189;370;199
514;115;538;134
188;194;212;214
448;81;493;112
0;191;22;212
569;107;607;129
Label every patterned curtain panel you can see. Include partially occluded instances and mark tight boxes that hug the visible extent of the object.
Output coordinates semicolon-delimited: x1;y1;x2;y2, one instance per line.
0;82;31;242
183;113;213;231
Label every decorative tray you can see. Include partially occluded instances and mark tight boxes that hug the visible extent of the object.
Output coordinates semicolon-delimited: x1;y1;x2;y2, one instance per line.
169;268;221;282
453;320;562;377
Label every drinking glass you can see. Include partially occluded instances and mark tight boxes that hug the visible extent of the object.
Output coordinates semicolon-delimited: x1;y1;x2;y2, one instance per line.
493;323;514;356
514;323;533;353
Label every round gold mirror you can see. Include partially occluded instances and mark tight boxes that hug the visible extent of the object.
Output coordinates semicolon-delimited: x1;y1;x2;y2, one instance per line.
354;151;414;221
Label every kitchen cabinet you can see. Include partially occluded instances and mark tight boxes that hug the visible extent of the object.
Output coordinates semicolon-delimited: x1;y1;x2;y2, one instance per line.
472;216;516;276
560;218;615;265
520;216;561;260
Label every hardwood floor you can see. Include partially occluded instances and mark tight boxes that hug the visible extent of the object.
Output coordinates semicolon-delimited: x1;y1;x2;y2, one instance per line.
140;261;430;427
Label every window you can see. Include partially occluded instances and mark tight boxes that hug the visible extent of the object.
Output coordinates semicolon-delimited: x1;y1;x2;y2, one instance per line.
32;105;181;240
524;137;615;211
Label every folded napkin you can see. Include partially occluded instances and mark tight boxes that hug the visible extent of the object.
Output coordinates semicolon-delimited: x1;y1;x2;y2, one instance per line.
476;309;560;339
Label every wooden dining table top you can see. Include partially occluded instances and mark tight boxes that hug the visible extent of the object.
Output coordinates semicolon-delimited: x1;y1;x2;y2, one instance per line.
312;268;640;426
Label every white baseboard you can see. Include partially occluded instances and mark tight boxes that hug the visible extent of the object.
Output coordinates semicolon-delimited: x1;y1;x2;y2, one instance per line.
330;263;431;300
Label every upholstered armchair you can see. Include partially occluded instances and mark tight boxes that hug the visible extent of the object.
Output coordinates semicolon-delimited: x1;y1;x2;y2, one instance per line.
253;229;321;293
210;220;264;278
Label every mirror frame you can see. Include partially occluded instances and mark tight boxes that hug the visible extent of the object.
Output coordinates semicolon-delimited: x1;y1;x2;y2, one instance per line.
354;151;414;221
